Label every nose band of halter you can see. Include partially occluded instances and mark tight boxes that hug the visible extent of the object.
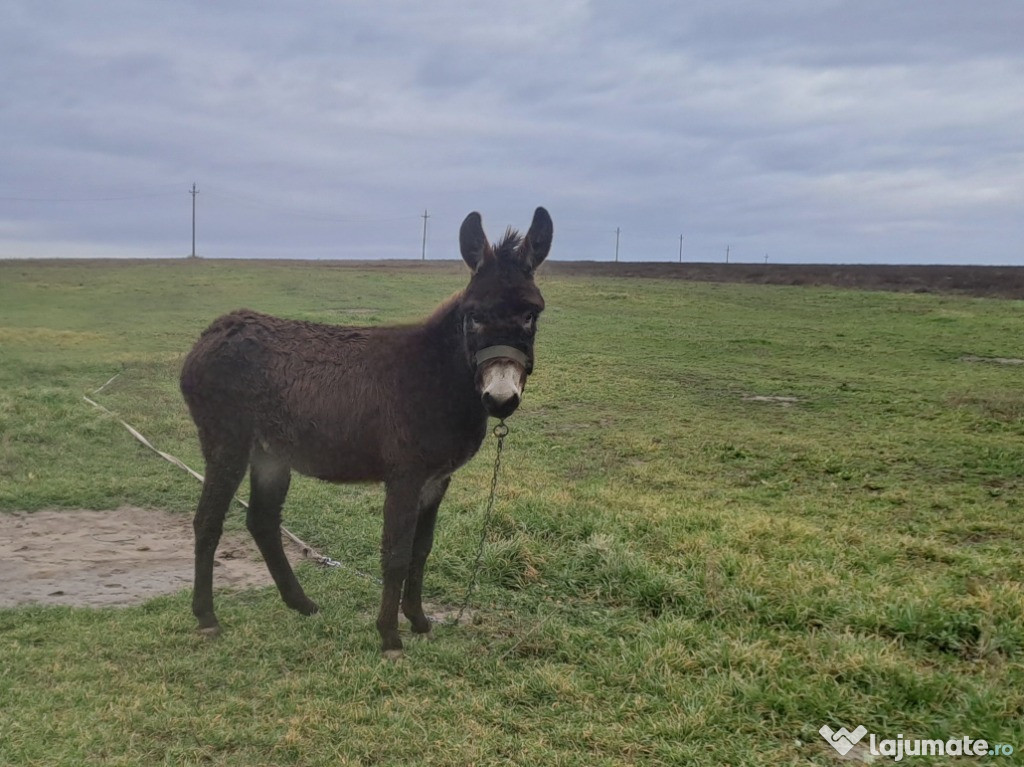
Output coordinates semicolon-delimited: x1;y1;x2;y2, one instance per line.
475;345;529;368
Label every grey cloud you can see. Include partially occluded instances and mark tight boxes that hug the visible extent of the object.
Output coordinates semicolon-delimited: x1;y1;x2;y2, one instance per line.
1;1;1021;263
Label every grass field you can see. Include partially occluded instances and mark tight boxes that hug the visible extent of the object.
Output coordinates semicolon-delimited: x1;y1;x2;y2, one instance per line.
1;259;1022;765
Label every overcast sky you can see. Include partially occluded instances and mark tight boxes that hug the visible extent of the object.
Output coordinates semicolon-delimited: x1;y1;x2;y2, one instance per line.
2;1;1022;264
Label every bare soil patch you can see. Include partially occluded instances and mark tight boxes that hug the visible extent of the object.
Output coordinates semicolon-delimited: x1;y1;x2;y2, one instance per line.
0;507;304;608
423;601;476;626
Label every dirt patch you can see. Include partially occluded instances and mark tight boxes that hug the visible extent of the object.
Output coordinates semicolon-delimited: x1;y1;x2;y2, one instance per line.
422;601;476;626
0;507;305;608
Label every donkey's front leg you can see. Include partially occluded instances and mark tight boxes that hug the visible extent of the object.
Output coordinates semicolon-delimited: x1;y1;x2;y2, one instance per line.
376;476;425;658
402;476;450;636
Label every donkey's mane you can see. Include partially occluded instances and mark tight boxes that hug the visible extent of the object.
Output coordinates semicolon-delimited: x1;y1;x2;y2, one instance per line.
494;227;522;259
422;291;464;329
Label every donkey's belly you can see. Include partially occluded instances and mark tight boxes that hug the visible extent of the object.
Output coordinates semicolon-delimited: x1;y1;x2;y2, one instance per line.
311;462;384;484
261;403;487;485
288;447;386;484
258;420;388;483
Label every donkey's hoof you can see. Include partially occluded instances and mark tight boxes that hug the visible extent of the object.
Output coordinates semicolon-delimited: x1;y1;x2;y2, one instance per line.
382;649;404;661
407;616;432;634
288;597;320;616
197;624;222;639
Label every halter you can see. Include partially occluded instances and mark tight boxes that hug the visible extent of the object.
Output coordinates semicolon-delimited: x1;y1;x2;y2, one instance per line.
475;345;529;368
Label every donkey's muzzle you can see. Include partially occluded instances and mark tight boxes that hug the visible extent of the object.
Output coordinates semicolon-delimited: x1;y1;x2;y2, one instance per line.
479;358;525;419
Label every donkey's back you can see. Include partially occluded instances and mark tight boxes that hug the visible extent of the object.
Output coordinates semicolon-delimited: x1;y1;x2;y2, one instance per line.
181;308;431;483
181;307;377;405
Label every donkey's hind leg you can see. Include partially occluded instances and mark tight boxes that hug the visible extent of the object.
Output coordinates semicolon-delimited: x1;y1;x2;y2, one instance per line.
247;453;319;616
193;446;249;636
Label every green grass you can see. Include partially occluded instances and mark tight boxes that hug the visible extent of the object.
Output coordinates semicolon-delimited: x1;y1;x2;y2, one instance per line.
1;259;1022;765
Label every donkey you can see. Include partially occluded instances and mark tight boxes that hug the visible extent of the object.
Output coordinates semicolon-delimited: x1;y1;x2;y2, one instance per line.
180;207;552;657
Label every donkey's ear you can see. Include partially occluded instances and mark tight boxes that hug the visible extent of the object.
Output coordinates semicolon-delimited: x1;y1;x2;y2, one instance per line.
520;207;553;272
459;212;491;271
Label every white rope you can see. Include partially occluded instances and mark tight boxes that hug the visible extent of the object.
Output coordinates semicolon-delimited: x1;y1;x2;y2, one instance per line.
82;393;350;571
92;373;122;394
85;396;206;483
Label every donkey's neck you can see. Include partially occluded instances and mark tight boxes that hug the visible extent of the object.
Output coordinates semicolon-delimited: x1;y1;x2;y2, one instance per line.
421;291;464;330
411;292;489;445
419;292;471;374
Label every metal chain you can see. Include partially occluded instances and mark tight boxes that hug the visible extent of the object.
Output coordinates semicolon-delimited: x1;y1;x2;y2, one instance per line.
452;419;508;625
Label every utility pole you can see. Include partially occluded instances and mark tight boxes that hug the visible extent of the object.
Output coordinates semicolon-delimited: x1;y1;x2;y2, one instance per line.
420;209;429;260
189;183;199;258
764;253;768;264
678;234;684;263
615;227;620;262
725;244;730;264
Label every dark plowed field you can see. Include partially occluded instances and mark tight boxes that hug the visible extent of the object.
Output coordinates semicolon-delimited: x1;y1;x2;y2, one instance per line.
540;262;1024;299
8;258;1023;298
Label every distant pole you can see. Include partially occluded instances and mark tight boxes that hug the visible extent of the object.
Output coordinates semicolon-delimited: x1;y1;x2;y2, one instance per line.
420;209;429;260
615;227;620;262
189;183;198;258
725;244;730;264
764;253;768;264
679;234;684;263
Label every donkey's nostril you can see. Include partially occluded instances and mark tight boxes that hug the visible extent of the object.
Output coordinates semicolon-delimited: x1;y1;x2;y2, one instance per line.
482;391;520;418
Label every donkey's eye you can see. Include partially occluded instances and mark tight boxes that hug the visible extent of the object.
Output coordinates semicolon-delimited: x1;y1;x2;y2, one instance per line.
520;313;537;333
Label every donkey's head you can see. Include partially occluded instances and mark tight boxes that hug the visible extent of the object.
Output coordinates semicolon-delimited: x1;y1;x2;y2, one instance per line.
458;207;553;419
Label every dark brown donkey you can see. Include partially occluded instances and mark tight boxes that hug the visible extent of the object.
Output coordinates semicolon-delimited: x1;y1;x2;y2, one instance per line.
180;207;552;657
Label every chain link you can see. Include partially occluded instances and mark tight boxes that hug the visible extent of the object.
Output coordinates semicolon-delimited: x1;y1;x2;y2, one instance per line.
452;419;507;625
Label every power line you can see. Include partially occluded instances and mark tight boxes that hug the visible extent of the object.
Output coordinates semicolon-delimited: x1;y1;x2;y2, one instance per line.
202;188;418;223
556;222;619;233
0;189;182;202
